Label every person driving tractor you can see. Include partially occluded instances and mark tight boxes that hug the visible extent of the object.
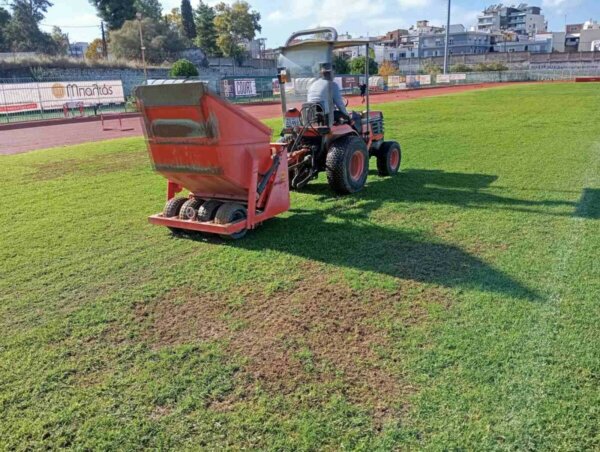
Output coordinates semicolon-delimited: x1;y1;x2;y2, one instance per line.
306;63;349;124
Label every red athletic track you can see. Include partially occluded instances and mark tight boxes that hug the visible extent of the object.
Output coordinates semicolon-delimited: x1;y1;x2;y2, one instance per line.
1;82;521;156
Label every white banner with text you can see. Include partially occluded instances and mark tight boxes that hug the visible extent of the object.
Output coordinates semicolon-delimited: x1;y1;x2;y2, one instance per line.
0;80;125;114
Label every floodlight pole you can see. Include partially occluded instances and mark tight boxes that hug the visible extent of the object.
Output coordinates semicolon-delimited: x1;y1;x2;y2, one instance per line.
365;43;370;126
443;0;451;74
137;13;148;82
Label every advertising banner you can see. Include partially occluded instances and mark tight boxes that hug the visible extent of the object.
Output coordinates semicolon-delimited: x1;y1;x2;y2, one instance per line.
221;79;235;98
450;73;467;81
342;76;359;89
233;79;257;97
388;75;399;89
0;80;125;114
405;75;420;88
436;74;450;83
418;75;431;85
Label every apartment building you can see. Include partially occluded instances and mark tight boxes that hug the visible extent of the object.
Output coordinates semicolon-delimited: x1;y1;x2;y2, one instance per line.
419;25;493;58
478;4;547;36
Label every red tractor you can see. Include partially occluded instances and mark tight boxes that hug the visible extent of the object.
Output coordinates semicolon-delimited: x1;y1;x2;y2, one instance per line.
277;27;401;194
136;27;401;239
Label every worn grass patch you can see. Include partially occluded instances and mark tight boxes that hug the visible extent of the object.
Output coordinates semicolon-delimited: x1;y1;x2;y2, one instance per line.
135;263;445;419
1;83;599;449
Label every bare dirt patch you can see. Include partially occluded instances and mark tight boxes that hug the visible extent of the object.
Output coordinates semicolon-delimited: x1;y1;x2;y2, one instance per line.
135;291;229;347
135;264;453;417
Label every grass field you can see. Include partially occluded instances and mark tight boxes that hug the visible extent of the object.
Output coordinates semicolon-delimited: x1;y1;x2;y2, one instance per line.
1;83;599;450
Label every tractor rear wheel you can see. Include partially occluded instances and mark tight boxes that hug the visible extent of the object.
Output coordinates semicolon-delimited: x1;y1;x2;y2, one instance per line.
214;203;248;240
163;197;188;218
326;136;369;194
179;198;204;220
197;200;223;222
377;141;401;176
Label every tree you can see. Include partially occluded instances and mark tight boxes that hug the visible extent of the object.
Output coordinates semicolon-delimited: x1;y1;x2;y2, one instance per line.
170;58;199;77
165;7;181;26
164;6;186;42
0;7;11;52
180;0;196;40
89;0;136;30
194;1;218;55
4;0;55;53
51;26;69;55
109;17;185;63
134;0;162;21
214;1;261;63
378;60;397;77
422;61;442;75
85;38;105;60
333;54;350;74
350;56;378;75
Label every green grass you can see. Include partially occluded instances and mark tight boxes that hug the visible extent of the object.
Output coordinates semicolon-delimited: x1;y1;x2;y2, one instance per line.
1;83;599;450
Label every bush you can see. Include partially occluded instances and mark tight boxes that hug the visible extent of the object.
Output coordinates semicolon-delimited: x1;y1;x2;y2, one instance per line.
422;61;442;75
170;59;199;77
474;62;508;72
450;63;473;73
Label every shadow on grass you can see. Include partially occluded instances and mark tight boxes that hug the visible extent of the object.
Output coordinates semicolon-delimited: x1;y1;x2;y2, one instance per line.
176;169;548;299
244;214;538;300
574;188;600;220
352;169;575;214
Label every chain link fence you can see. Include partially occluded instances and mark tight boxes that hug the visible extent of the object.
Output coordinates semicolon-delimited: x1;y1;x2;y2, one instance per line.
0;76;135;124
2;68;599;125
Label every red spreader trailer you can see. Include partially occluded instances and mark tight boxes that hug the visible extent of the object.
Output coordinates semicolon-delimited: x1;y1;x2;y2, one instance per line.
136;81;290;239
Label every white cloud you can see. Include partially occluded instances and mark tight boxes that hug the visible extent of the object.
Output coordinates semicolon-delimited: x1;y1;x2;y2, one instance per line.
267;0;387;28
397;0;433;9
266;11;284;22
542;0;569;6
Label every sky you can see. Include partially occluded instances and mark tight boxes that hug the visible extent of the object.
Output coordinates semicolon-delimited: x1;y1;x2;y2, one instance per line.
39;0;600;46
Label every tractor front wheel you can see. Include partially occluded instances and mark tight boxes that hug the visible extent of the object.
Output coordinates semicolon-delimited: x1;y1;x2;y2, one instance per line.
214;203;248;240
326;136;369;194
377;141;402;176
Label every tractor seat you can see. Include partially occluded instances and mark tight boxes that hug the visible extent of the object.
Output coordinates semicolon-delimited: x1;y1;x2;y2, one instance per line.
301;102;327;126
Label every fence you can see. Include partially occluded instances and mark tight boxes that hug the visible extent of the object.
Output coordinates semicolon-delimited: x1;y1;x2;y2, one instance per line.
2;68;600;124
0;76;137;124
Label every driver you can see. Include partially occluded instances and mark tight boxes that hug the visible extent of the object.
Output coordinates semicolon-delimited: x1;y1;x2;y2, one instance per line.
306;63;349;123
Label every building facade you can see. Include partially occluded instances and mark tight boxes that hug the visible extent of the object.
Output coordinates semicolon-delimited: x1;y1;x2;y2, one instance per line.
478;4;547;36
419;25;493;58
69;42;89;59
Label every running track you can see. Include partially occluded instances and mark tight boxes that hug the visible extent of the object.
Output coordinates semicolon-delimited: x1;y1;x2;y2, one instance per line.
1;83;518;155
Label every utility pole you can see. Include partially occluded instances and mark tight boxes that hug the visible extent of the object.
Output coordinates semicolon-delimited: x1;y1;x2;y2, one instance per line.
100;21;108;58
443;0;451;74
136;13;148;82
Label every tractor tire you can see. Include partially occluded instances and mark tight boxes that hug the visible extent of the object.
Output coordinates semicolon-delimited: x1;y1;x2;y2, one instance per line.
326;136;369;194
179;198;204;220
197;200;223;223
214;203;248;240
163;197;188;218
377;141;402;176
